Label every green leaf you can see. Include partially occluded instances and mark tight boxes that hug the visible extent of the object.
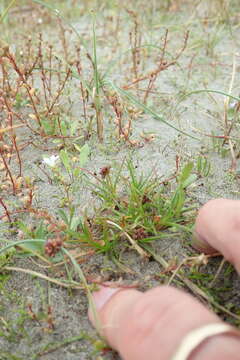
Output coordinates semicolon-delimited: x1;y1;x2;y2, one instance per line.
73;168;81;177
79;144;90;167
182;173;197;188
58;209;69;225
70;216;82;231
179;162;194;184
60;120;68;136
34;222;48;238
41;118;54;135
18;241;44;254
0;239;46;257
170;188;185;216
60;149;71;172
73;143;81;152
17;221;31;236
70;120;79;136
174;190;185;216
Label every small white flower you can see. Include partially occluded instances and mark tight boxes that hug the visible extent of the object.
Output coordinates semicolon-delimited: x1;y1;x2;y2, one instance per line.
229;102;237;109
43;155;59;167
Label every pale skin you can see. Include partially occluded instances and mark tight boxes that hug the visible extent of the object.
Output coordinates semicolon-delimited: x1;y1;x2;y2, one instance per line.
88;199;240;360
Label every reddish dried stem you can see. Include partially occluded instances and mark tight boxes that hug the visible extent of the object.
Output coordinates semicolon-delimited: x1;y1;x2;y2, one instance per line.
0;150;16;194
3;97;22;177
0;197;12;223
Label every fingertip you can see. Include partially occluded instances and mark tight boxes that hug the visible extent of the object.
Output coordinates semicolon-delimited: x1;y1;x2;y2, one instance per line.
88;285;123;324
88;286;142;350
194;198;240;272
92;285;123;311
192;230;217;254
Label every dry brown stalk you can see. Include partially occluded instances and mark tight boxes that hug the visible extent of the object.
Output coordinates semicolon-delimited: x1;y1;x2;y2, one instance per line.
0;197;12;223
3;96;22;177
123;30;189;105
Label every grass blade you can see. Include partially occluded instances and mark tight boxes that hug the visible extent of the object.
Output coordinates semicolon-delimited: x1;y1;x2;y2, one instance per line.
32;0;88;51
0;0;17;23
181;89;240;103
106;80;199;140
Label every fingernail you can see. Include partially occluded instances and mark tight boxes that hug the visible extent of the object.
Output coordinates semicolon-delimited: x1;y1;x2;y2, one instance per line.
92;285;122;311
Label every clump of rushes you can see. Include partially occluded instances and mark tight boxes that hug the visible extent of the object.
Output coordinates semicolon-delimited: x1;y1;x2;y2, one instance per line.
78;160;199;255
9;160;200;261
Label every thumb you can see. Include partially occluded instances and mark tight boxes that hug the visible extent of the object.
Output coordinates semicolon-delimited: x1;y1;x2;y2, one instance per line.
88;286;141;350
88;285;230;360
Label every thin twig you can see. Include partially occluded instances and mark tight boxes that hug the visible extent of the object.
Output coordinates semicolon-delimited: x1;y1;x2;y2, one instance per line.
107;220;148;257
3;266;84;289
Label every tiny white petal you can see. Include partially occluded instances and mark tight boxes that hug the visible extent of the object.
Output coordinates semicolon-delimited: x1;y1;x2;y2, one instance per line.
43;155;59;167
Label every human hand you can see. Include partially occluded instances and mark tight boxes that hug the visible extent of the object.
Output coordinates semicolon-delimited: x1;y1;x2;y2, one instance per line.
89;199;240;360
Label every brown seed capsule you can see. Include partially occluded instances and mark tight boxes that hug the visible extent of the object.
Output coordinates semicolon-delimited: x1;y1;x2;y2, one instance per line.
100;166;111;178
